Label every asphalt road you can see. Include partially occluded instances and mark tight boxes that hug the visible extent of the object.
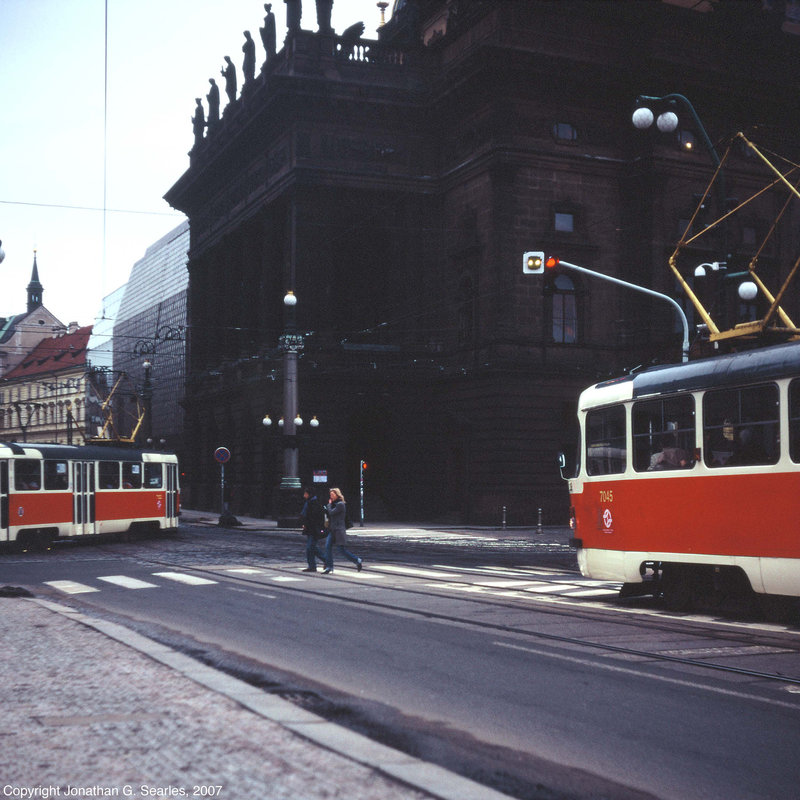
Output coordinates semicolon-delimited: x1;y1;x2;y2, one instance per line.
4;521;800;800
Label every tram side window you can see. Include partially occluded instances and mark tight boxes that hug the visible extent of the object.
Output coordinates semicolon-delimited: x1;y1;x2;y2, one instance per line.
790;380;800;462
122;462;142;489
703;383;779;467
633;396;695;472
99;461;120;490
14;459;41;491
586;405;627;475
144;463;163;488
44;460;69;490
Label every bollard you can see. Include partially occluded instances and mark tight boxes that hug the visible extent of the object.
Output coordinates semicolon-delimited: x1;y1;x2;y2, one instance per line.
537;507;543;535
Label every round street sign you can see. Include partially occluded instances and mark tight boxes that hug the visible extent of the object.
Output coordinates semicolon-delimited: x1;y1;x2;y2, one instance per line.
214;447;231;464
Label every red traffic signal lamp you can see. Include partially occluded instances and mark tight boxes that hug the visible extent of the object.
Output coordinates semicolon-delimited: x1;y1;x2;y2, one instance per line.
360;460;368;470
545;255;559;269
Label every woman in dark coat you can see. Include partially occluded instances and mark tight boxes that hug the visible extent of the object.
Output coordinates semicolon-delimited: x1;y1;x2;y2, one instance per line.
322;488;363;574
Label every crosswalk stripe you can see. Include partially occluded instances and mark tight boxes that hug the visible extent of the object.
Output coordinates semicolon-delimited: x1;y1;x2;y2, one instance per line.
226;568;265;575
97;575;158;589
153;572;218;586
44;580;99;595
370;565;461;579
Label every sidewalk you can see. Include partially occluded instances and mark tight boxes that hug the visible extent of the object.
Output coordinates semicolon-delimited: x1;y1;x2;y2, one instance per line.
0;596;515;800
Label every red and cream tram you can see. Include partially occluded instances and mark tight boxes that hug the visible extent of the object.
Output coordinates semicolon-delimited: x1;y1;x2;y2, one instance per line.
0;442;179;549
568;341;800;608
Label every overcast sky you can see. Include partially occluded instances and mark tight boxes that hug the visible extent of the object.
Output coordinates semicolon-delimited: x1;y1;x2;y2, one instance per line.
0;0;387;325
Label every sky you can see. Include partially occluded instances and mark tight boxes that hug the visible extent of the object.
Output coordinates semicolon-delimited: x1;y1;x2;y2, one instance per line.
0;0;389;326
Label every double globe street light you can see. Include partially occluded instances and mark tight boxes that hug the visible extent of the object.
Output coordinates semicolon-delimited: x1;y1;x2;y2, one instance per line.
632;94;759;316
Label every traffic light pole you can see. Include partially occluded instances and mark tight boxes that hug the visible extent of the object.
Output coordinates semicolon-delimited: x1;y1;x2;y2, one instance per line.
545;258;690;363
359;459;366;526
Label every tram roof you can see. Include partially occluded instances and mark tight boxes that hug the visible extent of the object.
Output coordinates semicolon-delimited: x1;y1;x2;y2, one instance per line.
631;341;800;398
0;442;175;461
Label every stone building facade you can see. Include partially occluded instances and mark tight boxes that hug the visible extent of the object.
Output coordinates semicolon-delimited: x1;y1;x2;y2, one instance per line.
166;0;800;522
0;324;93;445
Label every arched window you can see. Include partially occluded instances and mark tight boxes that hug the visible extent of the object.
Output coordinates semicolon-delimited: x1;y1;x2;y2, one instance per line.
551;274;578;344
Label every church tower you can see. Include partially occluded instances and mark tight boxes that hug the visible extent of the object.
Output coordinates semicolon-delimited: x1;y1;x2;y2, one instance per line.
26;250;43;312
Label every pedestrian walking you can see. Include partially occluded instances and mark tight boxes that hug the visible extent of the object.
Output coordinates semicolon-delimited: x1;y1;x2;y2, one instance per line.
322;488;363;574
300;487;326;572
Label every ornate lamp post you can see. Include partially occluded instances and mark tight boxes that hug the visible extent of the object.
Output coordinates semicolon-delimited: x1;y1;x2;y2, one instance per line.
142;359;153;445
275;290;305;525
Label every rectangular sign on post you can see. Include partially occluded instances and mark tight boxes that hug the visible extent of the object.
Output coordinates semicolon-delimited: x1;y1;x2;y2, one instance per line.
313;470;327;483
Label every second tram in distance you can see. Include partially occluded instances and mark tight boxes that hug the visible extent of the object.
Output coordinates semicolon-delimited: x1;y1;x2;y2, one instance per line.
567;341;800;609
0;442;180;550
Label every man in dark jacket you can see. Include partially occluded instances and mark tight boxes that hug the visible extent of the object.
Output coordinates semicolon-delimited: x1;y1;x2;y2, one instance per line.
300;487;326;572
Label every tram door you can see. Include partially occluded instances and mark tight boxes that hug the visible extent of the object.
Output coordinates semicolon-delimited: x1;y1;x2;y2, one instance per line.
0;461;7;543
72;461;96;536
165;463;179;526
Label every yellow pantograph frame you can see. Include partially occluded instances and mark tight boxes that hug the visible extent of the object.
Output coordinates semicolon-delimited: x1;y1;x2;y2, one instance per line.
668;132;800;343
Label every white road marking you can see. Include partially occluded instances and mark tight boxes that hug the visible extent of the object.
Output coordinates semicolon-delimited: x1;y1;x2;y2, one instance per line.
370;565;461;579
97;575;158;589
152;572;218;586
44;580;99;595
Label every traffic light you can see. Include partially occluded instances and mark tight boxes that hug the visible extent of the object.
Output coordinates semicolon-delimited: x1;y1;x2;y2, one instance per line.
545;255;559;269
360;460;368;471
523;251;544;274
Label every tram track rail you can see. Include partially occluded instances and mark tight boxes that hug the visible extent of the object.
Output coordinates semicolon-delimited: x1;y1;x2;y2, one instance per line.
81;534;800;691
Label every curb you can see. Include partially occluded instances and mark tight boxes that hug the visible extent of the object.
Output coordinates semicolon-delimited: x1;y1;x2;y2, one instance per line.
32;598;516;800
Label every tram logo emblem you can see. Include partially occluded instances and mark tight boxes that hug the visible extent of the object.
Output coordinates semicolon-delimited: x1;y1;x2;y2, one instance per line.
602;508;613;530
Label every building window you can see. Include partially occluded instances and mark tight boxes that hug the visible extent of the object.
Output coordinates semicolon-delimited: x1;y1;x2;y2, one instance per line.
553;122;578;142
551;274;578;344
554;212;575;233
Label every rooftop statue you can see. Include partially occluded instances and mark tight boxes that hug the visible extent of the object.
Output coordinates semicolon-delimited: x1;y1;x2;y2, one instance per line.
207;78;220;128
260;3;277;61
242;30;256;84
191;98;205;145
221;55;237;104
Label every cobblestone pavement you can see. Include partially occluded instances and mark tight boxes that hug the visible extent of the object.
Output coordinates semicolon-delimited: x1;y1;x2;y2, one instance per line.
0;596;512;800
